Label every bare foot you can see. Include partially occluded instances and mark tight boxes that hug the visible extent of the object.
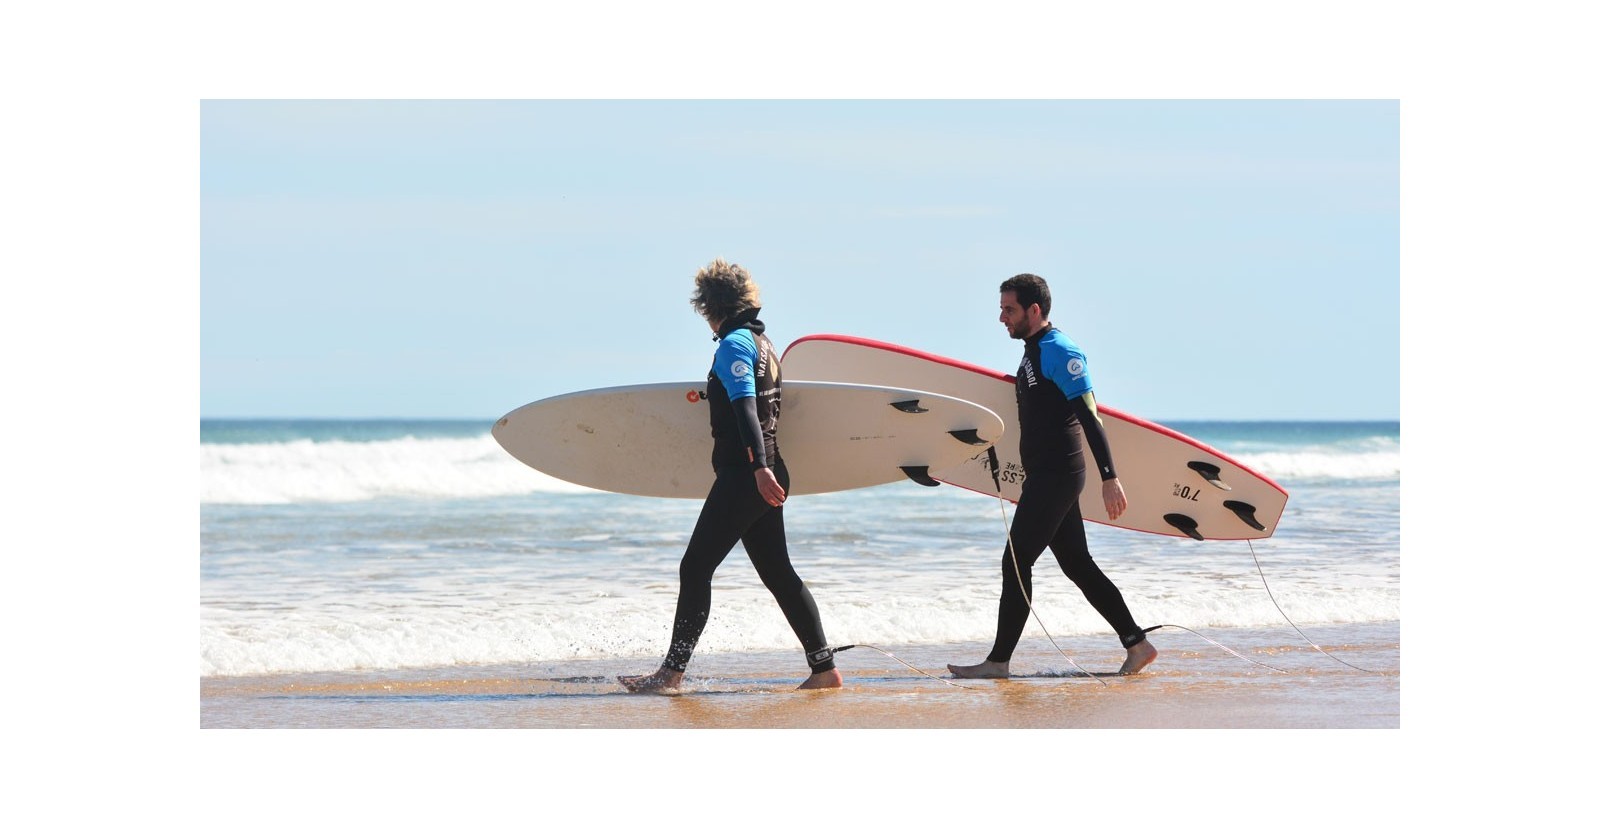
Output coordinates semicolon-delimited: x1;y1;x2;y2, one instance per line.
618;667;685;694
948;659;1010;679
1118;640;1158;675
797;668;843;690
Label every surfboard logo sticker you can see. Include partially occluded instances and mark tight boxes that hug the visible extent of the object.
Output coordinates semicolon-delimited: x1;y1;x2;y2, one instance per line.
978;450;1026;487
1172;483;1202;502
685;390;706;403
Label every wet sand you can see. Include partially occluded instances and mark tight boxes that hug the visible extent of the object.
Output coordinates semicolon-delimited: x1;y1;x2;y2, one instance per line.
200;621;1398;728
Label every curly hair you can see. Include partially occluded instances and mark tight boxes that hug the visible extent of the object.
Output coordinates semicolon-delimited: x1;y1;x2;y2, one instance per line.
690;258;761;323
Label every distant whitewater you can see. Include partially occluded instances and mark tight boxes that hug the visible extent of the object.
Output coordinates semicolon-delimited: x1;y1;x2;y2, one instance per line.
200;420;1398;505
201;434;589;504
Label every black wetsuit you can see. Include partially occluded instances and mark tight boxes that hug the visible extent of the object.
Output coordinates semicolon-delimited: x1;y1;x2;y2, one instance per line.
661;309;835;675
985;324;1146;664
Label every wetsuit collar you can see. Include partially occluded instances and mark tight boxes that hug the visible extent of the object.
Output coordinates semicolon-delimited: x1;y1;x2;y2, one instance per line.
713;306;764;341
1023;321;1054;345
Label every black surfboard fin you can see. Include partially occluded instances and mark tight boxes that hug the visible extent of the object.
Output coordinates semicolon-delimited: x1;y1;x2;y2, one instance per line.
948;429;988;445
890;399;928;413
1163;513;1205;541
900;466;941;487
1223;500;1266;531
1187;461;1232;490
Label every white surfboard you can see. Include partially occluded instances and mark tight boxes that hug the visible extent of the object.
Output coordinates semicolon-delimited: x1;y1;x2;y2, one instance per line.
781;335;1288;541
493;380;1004;499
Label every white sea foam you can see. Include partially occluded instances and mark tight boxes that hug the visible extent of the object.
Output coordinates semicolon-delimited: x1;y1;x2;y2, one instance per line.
201;434;1397;505
199;569;1400;676
200;435;595;504
1234;449;1400;481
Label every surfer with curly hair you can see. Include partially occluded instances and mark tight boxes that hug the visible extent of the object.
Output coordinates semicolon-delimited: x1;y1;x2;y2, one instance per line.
949;273;1158;678
619;258;844;693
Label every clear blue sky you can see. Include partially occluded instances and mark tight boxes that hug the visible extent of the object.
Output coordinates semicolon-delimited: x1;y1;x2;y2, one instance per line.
201;100;1397;421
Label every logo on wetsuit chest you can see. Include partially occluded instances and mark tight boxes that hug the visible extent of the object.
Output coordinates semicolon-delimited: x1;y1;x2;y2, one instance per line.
756;338;775;380
1019;356;1039;388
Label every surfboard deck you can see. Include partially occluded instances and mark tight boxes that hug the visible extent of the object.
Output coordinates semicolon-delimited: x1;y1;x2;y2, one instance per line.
780;335;1288;540
493;380;1003;498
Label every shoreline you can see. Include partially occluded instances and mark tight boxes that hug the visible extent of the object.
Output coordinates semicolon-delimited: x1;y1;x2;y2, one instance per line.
200;620;1398;728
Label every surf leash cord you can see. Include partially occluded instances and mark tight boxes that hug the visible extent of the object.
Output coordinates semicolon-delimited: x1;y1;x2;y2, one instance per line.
1244;538;1379;674
830;644;978;690
993;495;1111;686
1139;623;1290;673
991;452;1292;676
824;461;1112;690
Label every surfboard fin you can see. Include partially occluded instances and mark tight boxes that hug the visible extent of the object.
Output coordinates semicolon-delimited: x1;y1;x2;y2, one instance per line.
1187;461;1233;490
900;466;941;487
948;429;988;446
1163;513;1205;541
1223;500;1266;531
890;399;929;413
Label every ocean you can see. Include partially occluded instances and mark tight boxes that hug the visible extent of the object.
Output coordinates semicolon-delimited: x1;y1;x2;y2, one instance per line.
199;419;1400;680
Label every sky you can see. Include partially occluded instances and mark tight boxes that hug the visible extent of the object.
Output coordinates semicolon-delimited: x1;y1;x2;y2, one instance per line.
200;99;1398;421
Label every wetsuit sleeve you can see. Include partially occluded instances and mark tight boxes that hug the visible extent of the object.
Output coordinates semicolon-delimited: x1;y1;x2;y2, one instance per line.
1066;391;1117;480
1040;333;1113;478
730;397;768;469
713;333;769;470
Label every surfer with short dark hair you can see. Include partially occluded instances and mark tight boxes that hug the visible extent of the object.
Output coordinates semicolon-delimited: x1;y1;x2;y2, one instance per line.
619;258;844;693
948;273;1158;678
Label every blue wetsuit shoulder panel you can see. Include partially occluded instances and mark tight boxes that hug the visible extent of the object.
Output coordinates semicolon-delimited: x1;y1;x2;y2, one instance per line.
1038;328;1093;400
713;329;759;401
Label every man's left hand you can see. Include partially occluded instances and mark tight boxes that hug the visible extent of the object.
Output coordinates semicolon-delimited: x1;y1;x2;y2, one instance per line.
755;466;787;507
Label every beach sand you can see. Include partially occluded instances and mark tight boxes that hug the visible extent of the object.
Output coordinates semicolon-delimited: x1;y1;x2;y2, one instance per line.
200;620;1397;728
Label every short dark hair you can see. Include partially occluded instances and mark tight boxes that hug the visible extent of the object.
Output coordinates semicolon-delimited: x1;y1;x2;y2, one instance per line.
1000;273;1051;318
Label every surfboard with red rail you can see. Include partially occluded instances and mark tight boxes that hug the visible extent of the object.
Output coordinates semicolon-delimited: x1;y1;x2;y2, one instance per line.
781;334;1288;541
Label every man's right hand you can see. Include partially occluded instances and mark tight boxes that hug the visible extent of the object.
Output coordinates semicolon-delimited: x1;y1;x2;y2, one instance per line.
1102;478;1127;521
